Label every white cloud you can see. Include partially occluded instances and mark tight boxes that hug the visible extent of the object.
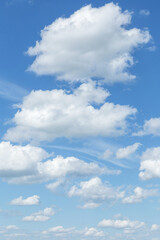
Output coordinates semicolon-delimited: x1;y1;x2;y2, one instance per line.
139;9;150;16
68;177;124;208
42;226;75;236
0;141;48;178
122;187;158;203
98;219;145;229
139;147;160;180
4;153;114;185
151;224;160;231
101;149;113;160
0;140;118;185
27;3;150;83
10;195;40;205
46;180;64;192
22;207;55;222
84;227;104;237
134;118;160;136
4;81;137;143
80;202;101;209
6;225;19;230
116;143;141;159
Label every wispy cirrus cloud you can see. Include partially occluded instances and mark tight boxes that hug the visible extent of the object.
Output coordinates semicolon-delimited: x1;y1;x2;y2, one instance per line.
0;79;28;102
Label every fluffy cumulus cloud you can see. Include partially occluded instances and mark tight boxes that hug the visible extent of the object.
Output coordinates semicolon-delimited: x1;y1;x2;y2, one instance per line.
134;118;160;136
22;207;55;222
0;141;48;178
84;227;104;237
68;177;125;208
0;142;115;184
10;195;40;205
139;147;160;180
122;187;158;204
4;81;137;143
116;143;141;159
27;3;150;83
98;218;145;229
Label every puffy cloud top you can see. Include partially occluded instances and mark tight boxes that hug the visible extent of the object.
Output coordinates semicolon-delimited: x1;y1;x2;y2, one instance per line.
27;3;150;83
0;141;48;177
10;195;40;206
139;147;160;180
4;81;137;143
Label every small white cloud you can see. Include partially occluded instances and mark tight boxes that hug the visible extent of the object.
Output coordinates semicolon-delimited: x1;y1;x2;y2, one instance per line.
46;180;64;192
101;149;113;160
42;226;75;236
80;202;100;209
116;143;141;159
134;118;160;136
98;218;145;229
139;9;150;16
27;3;150;83
151;224;160;231
10;195;40;206
147;46;156;52
84;227;104;237
68;177;124;208
122;187;158;203
6;225;19;230
139;147;160;180
4;81;137;143
22;207;55;222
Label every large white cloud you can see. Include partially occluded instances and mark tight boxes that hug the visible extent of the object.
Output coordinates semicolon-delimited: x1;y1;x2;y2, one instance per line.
139;147;160;180
0;141;115;184
4;82;137;143
27;3;150;83
68;177;124;208
9;155;118;184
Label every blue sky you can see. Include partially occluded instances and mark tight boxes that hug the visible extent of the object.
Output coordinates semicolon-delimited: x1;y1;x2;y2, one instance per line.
1;0;160;239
